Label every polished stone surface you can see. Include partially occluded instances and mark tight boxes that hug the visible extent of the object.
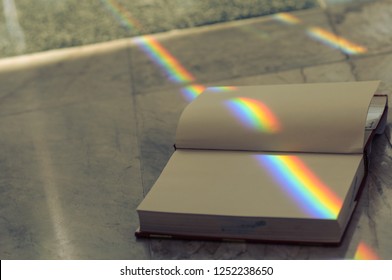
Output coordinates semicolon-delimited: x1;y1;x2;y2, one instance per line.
1;1;391;260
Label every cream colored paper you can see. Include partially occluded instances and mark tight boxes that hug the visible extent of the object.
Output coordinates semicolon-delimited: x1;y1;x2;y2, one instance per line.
137;81;385;242
175;81;380;153
137;149;363;220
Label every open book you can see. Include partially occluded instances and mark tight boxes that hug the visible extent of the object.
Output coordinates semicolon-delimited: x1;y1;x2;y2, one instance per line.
136;81;388;244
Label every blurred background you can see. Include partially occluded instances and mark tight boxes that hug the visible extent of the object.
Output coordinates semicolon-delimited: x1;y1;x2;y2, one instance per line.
1;0;321;58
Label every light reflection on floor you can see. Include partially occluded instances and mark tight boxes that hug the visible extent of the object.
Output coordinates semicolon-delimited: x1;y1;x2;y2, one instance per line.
100;1;368;105
273;12;367;55
354;241;380;260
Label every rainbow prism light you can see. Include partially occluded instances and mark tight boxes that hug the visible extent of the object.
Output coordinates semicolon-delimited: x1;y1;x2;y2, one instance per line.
102;0;236;102
133;35;195;84
273;12;367;55
181;84;206;101
102;0;197;86
182;86;238;102
307;27;367;55
354;242;380;260
255;155;343;219
225;97;280;133
208;86;238;92
273;12;302;25
100;0;143;30
133;35;210;102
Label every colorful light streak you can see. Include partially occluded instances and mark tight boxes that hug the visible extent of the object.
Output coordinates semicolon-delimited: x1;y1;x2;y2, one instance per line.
133;36;195;83
255;155;343;219
225;97;280;133
181;85;238;101
208;86;238;92
181;84;206;101
101;0;203;101
354;242;380;260
273;12;367;55
273;12;302;25
100;0;143;30
307;27;367;55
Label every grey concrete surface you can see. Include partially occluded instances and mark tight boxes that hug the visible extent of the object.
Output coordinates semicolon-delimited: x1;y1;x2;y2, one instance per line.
0;43;150;259
0;0;318;58
0;0;391;259
326;0;392;55
130;9;346;94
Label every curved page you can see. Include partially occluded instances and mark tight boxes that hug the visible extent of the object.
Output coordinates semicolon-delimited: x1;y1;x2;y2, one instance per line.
175;81;380;153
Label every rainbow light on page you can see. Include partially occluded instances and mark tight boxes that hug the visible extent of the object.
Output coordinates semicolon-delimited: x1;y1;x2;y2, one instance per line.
225;97;280;133
354;242;380;260
255;155;343;219
181;86;238;101
208;86;238;92
181;84;206;101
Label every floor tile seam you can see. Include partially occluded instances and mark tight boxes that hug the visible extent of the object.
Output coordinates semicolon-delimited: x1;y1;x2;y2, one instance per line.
348;50;392;61
346;50;392;84
131;58;353;96
316;1;392;61
131;49;392;96
124;46;145;193
125;42;153;260
319;1;354;61
125;43;145;196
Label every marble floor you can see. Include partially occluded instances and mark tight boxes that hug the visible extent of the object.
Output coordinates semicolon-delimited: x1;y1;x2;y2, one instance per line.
1;0;392;259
